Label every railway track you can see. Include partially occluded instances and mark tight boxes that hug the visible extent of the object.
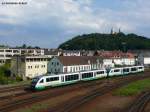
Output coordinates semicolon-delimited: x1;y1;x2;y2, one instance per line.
0;72;150;112
0;84;30;101
0;80;106;112
0;80;104;100
0;84;28;93
44;75;150;112
125;91;150;112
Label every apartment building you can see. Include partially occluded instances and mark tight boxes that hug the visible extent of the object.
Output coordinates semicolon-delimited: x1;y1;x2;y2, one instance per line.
0;48;44;65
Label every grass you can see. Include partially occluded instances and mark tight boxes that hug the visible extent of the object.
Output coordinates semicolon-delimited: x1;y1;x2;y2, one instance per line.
114;78;150;96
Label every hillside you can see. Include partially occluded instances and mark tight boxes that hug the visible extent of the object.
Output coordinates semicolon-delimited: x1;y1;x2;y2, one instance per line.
58;33;150;51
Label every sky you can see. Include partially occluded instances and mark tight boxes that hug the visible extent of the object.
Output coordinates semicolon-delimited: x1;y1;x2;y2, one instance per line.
0;0;150;48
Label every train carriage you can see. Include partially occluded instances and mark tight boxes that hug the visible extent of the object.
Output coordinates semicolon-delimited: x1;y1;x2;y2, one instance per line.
137;66;144;72
63;73;80;84
122;67;130;75
130;66;138;73
80;71;95;81
94;70;107;78
109;68;122;76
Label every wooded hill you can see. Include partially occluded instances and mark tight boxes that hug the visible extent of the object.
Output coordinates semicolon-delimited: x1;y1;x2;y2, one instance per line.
58;33;150;51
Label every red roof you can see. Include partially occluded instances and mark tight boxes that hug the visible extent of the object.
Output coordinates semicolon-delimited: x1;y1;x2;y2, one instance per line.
57;56;103;66
96;51;135;58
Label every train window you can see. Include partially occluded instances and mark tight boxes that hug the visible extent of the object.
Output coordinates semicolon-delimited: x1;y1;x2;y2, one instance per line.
32;78;39;82
139;67;143;69
96;71;104;75
39;79;44;83
123;68;129;72
114;69;120;72
82;72;93;79
46;78;50;82
46;77;59;82
32;78;39;83
65;74;79;81
131;68;137;71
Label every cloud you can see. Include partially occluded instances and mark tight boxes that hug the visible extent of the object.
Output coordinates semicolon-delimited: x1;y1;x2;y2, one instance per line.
0;0;150;47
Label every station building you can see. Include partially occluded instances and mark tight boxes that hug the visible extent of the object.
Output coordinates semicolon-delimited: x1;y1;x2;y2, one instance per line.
11;55;51;80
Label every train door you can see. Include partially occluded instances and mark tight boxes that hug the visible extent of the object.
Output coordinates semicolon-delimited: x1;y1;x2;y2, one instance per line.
61;76;64;82
94;72;96;77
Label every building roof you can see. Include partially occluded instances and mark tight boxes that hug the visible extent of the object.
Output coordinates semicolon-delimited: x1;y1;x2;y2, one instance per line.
130;50;150;57
57;56;103;66
95;51;135;58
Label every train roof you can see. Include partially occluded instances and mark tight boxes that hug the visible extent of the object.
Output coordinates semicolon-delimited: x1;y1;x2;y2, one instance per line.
32;65;144;79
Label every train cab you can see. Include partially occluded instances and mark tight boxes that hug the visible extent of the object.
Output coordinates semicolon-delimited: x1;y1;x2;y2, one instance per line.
31;76;45;90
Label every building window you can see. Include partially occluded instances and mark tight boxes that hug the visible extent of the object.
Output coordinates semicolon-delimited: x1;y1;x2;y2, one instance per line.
64;67;67;73
70;67;72;72
73;67;75;72
28;66;32;69
57;62;59;66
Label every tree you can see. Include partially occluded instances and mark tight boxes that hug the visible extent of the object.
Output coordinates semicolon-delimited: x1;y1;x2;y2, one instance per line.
58;33;150;51
22;44;27;48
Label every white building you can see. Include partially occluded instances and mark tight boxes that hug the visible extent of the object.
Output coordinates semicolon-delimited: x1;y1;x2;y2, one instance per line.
113;58;135;66
103;58;115;68
95;51;136;66
47;56;103;74
137;51;150;67
0;48;44;65
58;50;81;56
11;55;50;80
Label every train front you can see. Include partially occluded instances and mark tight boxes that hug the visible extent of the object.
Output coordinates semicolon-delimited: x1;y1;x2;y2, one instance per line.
30;77;40;90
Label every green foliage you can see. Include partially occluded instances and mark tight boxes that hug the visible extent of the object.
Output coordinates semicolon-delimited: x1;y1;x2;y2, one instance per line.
114;78;150;96
0;61;22;84
58;33;150;51
16;76;23;81
0;62;11;84
15;44;41;49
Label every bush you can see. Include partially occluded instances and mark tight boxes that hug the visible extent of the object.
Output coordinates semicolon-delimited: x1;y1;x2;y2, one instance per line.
0;76;8;84
16;76;23;82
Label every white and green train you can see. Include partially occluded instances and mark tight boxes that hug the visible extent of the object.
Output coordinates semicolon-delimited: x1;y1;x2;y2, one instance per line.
31;65;144;90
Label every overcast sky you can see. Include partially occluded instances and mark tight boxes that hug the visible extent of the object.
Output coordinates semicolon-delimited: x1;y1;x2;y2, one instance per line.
0;0;150;48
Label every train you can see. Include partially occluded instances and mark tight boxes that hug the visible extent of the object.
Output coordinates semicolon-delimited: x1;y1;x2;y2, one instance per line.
30;65;144;90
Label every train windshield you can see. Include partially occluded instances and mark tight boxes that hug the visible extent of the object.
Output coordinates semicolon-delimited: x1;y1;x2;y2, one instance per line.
32;78;40;83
